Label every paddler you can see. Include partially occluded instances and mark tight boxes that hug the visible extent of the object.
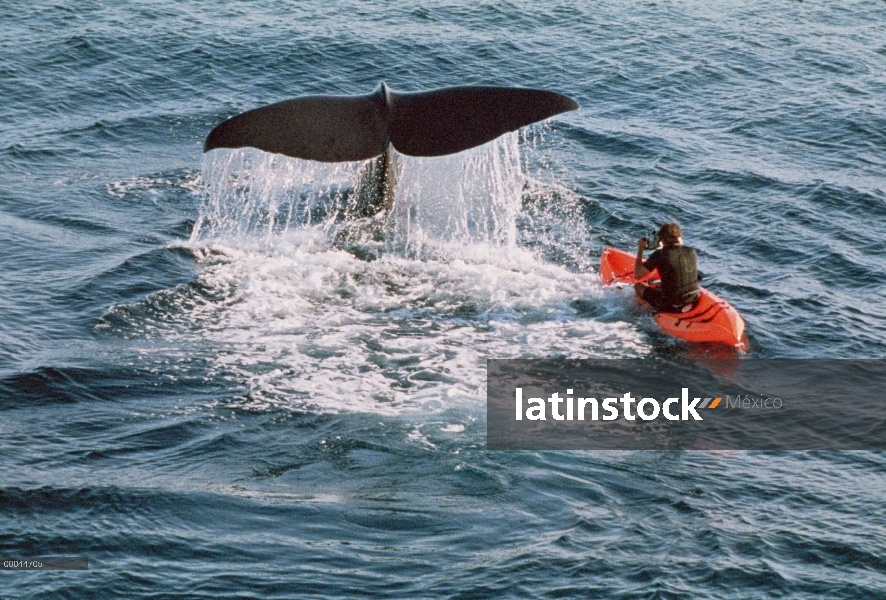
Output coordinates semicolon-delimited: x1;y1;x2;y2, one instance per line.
634;222;701;313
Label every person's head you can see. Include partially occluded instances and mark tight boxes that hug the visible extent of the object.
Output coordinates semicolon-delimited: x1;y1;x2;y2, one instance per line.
658;222;682;246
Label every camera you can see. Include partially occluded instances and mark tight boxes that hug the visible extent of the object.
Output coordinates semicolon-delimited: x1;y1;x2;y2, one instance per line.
642;232;661;249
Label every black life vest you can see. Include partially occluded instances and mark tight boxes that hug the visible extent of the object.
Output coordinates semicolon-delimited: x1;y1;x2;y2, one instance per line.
646;245;700;306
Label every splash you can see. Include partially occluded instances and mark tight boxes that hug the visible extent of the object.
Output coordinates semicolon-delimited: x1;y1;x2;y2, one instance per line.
190;133;525;257
387;133;523;255
122;134;650;417
190;148;362;243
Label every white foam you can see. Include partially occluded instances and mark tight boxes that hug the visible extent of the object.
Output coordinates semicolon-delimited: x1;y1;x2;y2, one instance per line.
119;138;651;416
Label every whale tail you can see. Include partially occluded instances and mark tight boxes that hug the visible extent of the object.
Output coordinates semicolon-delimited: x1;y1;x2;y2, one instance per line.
204;83;578;161
204;83;578;217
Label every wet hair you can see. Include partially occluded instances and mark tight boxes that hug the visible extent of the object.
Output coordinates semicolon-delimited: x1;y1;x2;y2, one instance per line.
658;222;682;245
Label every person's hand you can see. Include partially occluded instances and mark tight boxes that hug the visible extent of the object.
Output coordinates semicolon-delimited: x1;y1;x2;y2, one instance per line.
637;238;648;251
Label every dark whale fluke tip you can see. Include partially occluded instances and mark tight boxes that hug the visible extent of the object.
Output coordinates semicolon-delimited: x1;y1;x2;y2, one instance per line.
203;86;391;162
204;83;578;161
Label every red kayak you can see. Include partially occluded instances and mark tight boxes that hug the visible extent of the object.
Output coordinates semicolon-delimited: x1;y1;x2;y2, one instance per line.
600;247;747;348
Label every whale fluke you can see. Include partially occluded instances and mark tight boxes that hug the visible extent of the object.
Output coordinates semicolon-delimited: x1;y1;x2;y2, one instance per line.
204;83;578;161
387;86;578;157
204;90;390;162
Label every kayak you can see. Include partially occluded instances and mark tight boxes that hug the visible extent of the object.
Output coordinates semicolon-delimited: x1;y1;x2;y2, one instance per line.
600;247;747;348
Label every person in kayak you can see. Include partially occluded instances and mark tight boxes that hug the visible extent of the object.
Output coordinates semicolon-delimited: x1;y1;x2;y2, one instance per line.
634;222;700;312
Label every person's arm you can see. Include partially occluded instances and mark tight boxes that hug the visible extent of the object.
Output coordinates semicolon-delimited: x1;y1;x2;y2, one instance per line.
634;238;651;279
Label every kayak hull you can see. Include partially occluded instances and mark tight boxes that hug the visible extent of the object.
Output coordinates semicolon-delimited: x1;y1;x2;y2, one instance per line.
600;247;746;348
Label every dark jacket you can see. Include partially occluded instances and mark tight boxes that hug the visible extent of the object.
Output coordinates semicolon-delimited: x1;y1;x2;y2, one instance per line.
644;245;700;307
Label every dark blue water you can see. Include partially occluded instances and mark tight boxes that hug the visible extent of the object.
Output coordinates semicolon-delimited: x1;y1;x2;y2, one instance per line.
2;1;886;597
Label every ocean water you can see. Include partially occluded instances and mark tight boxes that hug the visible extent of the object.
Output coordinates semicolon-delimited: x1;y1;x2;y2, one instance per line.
2;0;886;597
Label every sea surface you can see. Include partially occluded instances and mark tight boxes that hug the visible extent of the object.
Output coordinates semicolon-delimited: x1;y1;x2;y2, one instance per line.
2;1;886;597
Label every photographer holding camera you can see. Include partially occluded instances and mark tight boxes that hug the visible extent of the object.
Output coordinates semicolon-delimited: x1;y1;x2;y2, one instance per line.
634;222;700;313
